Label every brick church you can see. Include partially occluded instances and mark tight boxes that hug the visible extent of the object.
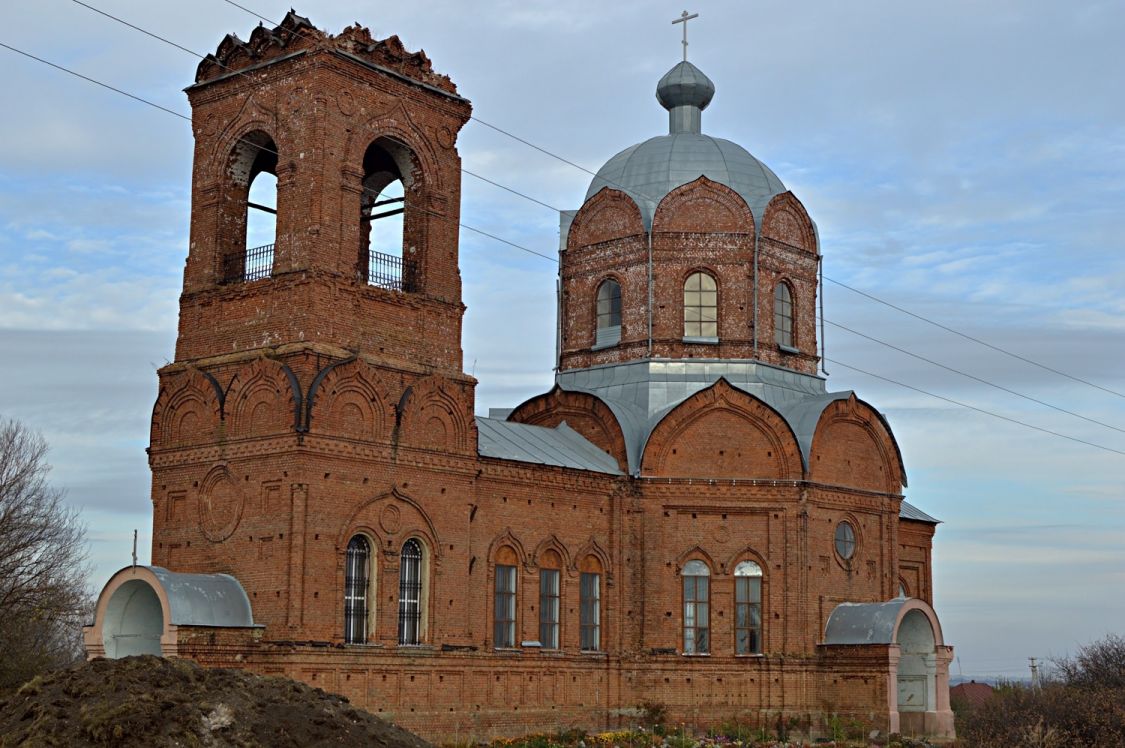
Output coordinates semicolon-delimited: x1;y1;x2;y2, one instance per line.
85;12;955;741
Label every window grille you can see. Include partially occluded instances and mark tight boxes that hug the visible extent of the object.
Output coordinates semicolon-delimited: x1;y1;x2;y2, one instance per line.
366;249;417;292
344;535;370;644
223;243;274;284
682;559;710;654
398;539;423;645
579;572;601;651
539;569;560;649
774;283;794;347
494;564;517;647
734;560;763;655
684;272;718;338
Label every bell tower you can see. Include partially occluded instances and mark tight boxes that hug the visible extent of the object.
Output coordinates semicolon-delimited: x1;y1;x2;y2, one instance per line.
178;12;472;372
147;14;478;639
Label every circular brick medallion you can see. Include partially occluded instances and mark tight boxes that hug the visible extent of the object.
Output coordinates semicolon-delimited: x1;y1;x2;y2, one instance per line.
379;503;402;535
199;467;244;542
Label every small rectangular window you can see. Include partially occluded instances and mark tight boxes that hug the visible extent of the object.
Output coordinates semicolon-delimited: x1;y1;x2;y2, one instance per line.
579;572;601;651
539;569;560;649
494;564;517;648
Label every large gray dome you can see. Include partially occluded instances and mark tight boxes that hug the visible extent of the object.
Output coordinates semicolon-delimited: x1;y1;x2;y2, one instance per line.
585;133;786;228
583;60;786;228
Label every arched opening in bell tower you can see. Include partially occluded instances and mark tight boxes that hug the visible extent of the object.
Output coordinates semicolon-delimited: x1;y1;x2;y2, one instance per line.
221;130;278;284
360;137;418;292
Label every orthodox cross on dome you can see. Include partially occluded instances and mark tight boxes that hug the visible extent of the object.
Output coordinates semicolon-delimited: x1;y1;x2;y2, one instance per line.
672;10;699;62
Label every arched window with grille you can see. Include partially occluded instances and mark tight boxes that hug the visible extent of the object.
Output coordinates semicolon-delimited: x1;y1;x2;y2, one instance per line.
398;538;424;645
683;271;718;340
344;535;371;644
595;278;622;347
734;560;763;654
682;559;710;654
774;282;794;348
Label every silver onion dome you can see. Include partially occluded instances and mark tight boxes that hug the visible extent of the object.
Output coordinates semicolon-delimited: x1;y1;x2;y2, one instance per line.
584;61;785;228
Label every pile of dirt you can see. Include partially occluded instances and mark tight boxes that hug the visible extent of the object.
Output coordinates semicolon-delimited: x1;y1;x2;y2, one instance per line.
0;655;432;747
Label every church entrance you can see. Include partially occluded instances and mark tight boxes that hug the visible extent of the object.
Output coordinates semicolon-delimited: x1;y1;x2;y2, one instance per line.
101;578;164;658
896;608;937;731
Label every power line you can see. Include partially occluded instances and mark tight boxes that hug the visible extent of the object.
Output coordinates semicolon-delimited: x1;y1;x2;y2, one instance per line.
10;20;1125;457
823;276;1125;402
67;0;565;220
0;39;556;266
822;317;1125;436
827;358;1125;457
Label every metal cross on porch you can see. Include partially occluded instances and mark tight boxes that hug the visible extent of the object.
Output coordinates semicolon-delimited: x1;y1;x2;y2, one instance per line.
672;10;699;62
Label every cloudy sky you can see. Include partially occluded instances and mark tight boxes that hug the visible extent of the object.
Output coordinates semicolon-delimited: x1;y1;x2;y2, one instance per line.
2;0;1123;681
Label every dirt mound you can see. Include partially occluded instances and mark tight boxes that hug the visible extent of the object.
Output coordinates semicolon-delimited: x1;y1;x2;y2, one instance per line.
0;655;432;747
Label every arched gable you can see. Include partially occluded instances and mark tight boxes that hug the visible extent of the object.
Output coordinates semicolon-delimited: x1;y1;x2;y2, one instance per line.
761;191;817;254
809;394;905;493
151;367;223;448
674;546;717;574
397;375;473;453
571;537;612;582
531;534;572;572
225;358;299;438
725;545;770;577
306;357;392;441
567;188;646;249
336;485;439;561
507;385;628;471
652;177;755;235
487;529;529;569
641;379;802;479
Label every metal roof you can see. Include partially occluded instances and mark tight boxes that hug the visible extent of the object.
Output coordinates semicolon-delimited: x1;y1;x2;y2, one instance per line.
476;417;623;475
555;359;857;477
146;566;256;628
899;500;941;524
585;133;786;229
823;599;911;645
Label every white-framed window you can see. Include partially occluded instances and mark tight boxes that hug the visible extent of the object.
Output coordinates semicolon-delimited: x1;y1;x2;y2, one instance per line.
579;570;601;651
682;559;710;654
539;568;560;649
595;279;622;347
734;560;763;654
684;271;718;338
494;561;517;648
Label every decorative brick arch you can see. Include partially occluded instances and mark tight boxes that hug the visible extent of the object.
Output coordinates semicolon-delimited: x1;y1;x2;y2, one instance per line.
641;379;802;479
336;485;440;561
761;191;817;254
674;545;717;574
508;385;628;471
397;375;473;453
652;177;755;234
151;367;223;448
343;101;442;192
225;358;299;438
725;545;770;577
487;529;529;570
809;394;905;493
532;534;572;574
571;537;613;583
306;357;392;441
567;188;645;249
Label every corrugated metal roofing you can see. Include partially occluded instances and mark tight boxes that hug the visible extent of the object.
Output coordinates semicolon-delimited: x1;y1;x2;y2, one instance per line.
476;417;623;475
899;501;940;524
